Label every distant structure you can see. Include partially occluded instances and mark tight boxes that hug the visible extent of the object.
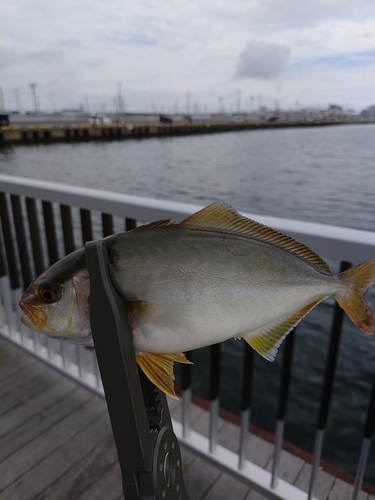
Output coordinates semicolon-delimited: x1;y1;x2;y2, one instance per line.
29;83;38;113
328;104;342;112
0;87;4;112
360;105;375;121
61;107;84;115
186;91;191;114
328;104;343;118
117;83;125;114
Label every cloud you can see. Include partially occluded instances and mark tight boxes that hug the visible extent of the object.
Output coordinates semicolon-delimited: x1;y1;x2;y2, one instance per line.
0;48;64;68
233;40;292;80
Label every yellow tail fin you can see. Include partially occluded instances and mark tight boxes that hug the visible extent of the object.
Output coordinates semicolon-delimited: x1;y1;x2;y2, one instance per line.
335;258;375;334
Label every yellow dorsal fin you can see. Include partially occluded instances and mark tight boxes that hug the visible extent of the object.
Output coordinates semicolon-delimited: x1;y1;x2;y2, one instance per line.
136;219;172;230
179;202;331;276
135;352;192;398
127;301;164;329
243;297;326;360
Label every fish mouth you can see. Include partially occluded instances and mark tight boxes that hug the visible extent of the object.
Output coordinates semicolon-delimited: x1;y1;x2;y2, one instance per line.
19;299;47;331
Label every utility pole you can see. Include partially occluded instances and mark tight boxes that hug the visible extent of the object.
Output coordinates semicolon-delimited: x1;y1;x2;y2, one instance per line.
186;91;191;114
249;96;254;114
30;83;38;113
236;90;241;113
117;83;124;114
113;96;118;114
15;89;21;113
218;96;224;114
0;87;4;112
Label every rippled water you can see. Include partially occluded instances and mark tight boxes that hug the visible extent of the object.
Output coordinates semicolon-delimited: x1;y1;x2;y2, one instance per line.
1;123;375;483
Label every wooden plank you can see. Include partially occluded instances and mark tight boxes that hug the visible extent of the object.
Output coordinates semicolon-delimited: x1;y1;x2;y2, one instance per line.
0;384;82;463
265;448;305;484
0;347;47;388
189;404;226;439
0;338;37;380
180;446;198;472
246;441;304;499
0;389;98;489
34;433;121;500
245;489;270;500
204;472;251;500
294;462;335;499
182;456;222;500
0;367;51;413
76;461;123;500
246;433;274;468
328;478;368;500
217;418;240;453
0;375;75;439
1;411;113;500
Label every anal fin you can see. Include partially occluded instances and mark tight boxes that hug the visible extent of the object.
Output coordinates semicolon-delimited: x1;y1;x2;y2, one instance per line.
243;297;325;361
135;351;192;398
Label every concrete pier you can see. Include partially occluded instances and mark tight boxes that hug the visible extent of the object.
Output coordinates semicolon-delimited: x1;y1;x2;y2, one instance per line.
0;119;360;145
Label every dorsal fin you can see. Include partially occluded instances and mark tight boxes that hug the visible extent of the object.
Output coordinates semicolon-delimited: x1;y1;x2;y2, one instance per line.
136;219;172;230
179;202;331;276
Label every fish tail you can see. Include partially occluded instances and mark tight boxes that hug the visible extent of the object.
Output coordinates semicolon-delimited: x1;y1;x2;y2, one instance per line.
335;258;375;334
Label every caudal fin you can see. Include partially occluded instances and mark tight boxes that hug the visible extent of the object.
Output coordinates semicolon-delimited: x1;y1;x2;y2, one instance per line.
335;258;375;334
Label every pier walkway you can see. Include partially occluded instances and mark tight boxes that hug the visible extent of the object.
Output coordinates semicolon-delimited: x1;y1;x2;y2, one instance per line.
0;118;359;145
1;336;373;500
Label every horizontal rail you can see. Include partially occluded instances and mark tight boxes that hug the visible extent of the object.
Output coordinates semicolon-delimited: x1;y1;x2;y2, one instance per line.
1;174;375;264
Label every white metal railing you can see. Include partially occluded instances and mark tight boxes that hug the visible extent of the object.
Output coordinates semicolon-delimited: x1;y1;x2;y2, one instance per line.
1;174;375;500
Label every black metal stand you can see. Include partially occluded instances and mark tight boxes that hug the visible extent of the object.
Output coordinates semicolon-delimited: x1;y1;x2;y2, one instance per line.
85;240;190;500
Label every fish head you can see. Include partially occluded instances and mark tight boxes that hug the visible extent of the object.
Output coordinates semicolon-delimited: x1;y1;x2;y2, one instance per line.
19;249;93;345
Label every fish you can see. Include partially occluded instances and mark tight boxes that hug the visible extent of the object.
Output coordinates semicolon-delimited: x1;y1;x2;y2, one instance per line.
19;201;375;397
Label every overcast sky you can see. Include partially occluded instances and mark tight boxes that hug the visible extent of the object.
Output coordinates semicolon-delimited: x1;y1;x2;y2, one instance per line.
1;0;374;114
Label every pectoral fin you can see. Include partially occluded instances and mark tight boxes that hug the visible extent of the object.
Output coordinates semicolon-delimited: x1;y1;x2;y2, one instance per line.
135;352;192;398
127;301;164;329
243;298;325;361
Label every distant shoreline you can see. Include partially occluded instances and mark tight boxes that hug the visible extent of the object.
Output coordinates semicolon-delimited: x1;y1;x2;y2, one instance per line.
0;118;372;145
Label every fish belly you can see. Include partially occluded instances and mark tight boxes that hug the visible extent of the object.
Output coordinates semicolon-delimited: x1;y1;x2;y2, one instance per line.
131;283;333;353
108;228;337;353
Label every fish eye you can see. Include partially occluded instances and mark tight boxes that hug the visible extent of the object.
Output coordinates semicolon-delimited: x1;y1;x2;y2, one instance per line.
39;281;60;304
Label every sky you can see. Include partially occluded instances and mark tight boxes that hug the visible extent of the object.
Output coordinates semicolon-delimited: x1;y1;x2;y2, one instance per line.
0;0;374;114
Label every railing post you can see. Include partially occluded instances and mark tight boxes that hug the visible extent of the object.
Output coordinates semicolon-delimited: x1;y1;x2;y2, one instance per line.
181;352;193;438
209;343;221;453
352;365;375;500
85;239;189;500
271;330;295;488
239;342;254;469
308;261;351;500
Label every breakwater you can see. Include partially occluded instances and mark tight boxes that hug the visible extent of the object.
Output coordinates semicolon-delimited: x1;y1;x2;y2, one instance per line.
0;118;359;145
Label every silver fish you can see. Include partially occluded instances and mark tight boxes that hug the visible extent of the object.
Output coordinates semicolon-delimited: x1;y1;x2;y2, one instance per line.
19;202;375;396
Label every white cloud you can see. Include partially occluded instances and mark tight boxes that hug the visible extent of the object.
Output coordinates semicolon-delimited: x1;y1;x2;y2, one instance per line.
233;40;291;80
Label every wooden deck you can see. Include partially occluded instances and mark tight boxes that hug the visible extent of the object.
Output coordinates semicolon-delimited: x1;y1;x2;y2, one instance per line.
0;335;374;500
